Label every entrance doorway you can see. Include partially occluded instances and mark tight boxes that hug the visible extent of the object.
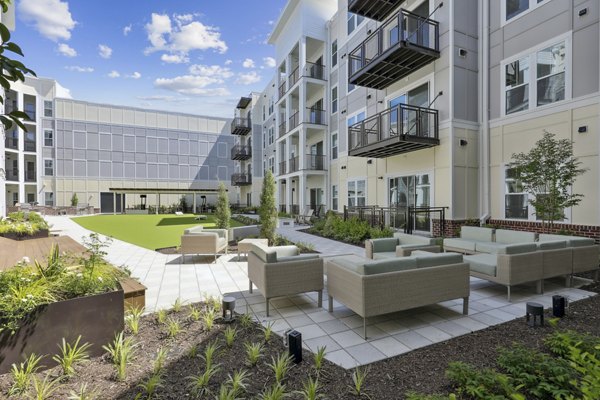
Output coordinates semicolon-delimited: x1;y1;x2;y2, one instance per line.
389;174;431;232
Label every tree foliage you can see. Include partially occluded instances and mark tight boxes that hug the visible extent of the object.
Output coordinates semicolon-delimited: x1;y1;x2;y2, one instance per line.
510;131;587;232
215;182;230;229
259;170;277;245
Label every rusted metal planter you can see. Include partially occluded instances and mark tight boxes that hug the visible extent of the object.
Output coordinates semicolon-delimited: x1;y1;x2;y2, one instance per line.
0;229;49;241
0;289;124;374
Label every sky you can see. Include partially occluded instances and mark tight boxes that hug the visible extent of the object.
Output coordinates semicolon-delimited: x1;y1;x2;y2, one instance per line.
11;0;288;118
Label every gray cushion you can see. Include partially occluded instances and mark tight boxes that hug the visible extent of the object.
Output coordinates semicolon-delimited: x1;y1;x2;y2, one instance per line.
373;252;396;260
394;233;437;246
495;229;537;244
460;226;494;242
218;238;227;247
412;252;463;268
274;246;300;258
539;234;595;247
361;258;417;275
277;254;320;262
536;240;567;250
184;225;204;235
371;238;399;253
475;242;536;255
465;254;497;277
251;243;277;263
329;255;367;273
444;238;477;252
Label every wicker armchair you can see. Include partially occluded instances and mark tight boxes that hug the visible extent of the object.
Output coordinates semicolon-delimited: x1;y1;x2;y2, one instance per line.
180;226;228;262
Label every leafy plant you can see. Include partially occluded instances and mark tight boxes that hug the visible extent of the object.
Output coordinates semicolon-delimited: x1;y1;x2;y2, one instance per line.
349;367;370;397
172;297;183;313
52;336;92;378
223;326;237;348
8;353;44;396
245;342;263;367
202;307;217;331
71;193;79;207
308;212;393;245
296;377;322;400
81;233;112;269
138;373;163;400
405;393;456;400
263;322;274;342
545;330;600;358
215;181;231;229
268;353;293;384
215;384;236;400
188;364;220;397
102;331;137;381
313;346;326;374
239;313;253;329
156;309;167;325
125;306;144;335
259;383;287;400
28;373;61;400
188;305;201;321
187;343;200;359
165;317;182;338
152;347;168;375
446;361;524;400
259;170;278;245
201;341;220;369
68;383;98;400
226;369;250;397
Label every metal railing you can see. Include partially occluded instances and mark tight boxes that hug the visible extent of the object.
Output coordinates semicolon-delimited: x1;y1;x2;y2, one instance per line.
5;136;18;150
5;169;18;181
279;121;287;138
289;111;300;132
305;154;326;171
304;62;325;80
25;170;36;182
343;205;447;235
349;103;439;150
231;173;252;186
289;66;300;87
279;161;287;175
279;205;287;213
278;82;286;99
306;108;327;125
349;8;440;77
231;117;251;132
231;144;252;159
24;140;36;152
288;156;299;173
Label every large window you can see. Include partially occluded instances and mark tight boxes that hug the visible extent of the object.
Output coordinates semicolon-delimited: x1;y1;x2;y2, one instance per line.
505;0;549;22
503;37;568;116
331;133;338;160
331;40;338;68
44;159;54;176
331;86;338;114
347;12;365;36
332;185;338;211
44;129;53;147
268;157;275;173
347;111;366;128
505;168;528;219
348;180;366;207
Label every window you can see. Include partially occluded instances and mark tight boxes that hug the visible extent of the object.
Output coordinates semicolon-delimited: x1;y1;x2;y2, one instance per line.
503;37;568;116
331;40;338;68
331;133;338;160
348;82;356;94
347;111;366;127
332;185;338;211
263;127;267;148
504;0;549;22
268;96;275;115
331;86;338;114
263;105;266;122
44;159;54;176
268;156;275;173
44;100;53;117
44;192;54;206
44;129;53;147
505;168;528;219
348;180;366;207
347;12;365;36
268;127;274;145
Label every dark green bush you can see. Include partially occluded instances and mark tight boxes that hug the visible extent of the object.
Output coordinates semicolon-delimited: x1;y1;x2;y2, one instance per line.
308;213;393;245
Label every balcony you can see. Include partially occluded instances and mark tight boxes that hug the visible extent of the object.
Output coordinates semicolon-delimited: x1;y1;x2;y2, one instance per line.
289;66;300;88
288;156;299;173
279;161;287;175
306;108;327;125
231;117;252;136
278;82;286;99
5;168;18;181
25;170;36;182
348;0;406;21
348;9;440;90
24;140;36;152
279;121;286;138
348;103;439;158
231;145;252;161
289;111;300;132
5;136;18;150
305;154;326;171
231;173;252;186
304;62;325;80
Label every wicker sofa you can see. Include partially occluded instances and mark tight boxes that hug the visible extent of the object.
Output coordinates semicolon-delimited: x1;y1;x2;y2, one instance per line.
248;243;323;316
538;234;600;282
326;251;469;338
443;226;495;254
180;226;228;262
366;233;441;259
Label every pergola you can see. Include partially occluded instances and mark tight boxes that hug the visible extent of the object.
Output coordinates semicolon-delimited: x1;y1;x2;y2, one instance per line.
108;187;227;215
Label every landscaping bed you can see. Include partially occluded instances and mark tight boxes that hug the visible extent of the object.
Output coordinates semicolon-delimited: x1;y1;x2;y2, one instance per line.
0;212;49;240
304;212;394;247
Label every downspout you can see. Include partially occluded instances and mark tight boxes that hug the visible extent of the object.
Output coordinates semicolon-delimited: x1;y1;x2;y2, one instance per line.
479;0;490;226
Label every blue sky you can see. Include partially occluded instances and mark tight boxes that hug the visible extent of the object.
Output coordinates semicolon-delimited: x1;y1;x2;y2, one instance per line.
12;0;288;117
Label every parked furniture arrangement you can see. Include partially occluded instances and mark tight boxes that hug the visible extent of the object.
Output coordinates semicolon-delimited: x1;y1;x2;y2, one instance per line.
248;243;324;317
325;251;470;338
366;232;441;259
180;225;228;262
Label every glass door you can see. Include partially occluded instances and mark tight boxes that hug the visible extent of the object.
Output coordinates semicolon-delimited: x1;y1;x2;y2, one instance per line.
388;174;431;232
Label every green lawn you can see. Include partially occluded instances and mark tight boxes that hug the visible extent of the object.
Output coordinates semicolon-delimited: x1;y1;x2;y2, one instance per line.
73;214;244;250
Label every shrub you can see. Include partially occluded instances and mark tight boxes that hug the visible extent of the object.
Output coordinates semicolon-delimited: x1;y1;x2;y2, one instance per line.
446;361;524;399
259;170;277;245
71;193;79;207
0;211;49;236
309;213;393;245
9;353;44;396
102;331;137;381
52;336;92;379
215;182;231;229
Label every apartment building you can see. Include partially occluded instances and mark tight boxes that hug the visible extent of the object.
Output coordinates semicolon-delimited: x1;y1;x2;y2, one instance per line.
1;76;236;216
238;0;599;236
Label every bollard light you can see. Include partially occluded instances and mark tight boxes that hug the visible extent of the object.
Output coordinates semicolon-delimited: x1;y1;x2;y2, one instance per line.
287;330;302;364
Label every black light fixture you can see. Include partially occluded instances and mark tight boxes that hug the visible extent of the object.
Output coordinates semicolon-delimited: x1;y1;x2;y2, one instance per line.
578;126;588;133
286;330;302;364
367;94;372;100
222;297;236;322
367;159;373;164
378;176;384;180
341;165;346;170
459;139;468;147
578;7;588;16
552;295;567;317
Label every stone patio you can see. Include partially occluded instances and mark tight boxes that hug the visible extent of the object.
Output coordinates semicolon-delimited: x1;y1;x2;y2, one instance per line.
46;216;597;369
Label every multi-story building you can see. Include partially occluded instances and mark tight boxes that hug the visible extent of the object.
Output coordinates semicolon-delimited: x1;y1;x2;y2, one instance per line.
1;76;237;216
234;0;599;238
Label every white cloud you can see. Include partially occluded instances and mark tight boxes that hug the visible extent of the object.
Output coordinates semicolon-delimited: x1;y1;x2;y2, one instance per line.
189;64;233;79
242;58;255;68
98;44;112;59
154;75;230;96
123;24;132;36
145;13;228;61
263;57;276;68
224;59;233;65
18;0;76;41
57;43;77;57
65;66;93;73
161;54;189;64
268;20;275;25
108;70;120;78
236;71;261;85
127;72;142;79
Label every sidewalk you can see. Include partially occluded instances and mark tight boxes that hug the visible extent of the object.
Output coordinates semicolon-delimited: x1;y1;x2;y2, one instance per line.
276;225;364;256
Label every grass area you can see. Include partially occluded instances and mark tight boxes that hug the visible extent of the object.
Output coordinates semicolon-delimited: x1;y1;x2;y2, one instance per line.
72;214;244;250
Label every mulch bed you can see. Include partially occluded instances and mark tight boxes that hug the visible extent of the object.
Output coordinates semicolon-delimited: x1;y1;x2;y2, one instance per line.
1;280;598;399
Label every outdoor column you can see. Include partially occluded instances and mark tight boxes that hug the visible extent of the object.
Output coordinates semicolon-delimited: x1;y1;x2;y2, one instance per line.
155;193;159;215
112;192;116;215
286;177;292;214
17;91;24;205
193;193;197;214
299;175;307;212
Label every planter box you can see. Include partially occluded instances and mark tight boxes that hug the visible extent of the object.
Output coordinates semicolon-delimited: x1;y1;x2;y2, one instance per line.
0;229;49;241
0;289;124;374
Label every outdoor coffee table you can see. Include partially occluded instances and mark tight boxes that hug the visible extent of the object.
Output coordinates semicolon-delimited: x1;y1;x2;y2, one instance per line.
237;238;269;259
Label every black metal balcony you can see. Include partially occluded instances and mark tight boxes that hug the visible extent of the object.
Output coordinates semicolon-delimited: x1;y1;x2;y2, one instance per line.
231;173;252;186
348;9;440;90
5;136;18;150
231;117;252;135
25;170;36;182
231;145;252;161
348;103;439;158
288;156;299;173
24;140;36;152
279;82;286;99
289;111;299;132
5;168;18;181
306;108;327;125
305;154;326;171
304;62;325;80
279;161;287;175
289;66;300;87
348;0;406;21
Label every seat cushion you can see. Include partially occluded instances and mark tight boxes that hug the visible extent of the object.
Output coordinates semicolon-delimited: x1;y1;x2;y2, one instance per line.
460;226;494;242
444;238;477;252
361;258;417;275
465;254;497;277
394;233;437;246
251;243;277;263
184;225;204;235
371;238;399;253
277;254;320;262
274;245;300;258
218;237;227;248
329;255;367;273
373;252;396;260
475;242;537;255
539;234;595;248
412;252;464;268
536;240;567;250
495;229;537;244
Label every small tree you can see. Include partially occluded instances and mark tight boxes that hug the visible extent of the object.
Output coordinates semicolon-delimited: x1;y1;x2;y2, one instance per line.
510;130;587;232
70;193;79;207
215;182;230;229
259;170;277;245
